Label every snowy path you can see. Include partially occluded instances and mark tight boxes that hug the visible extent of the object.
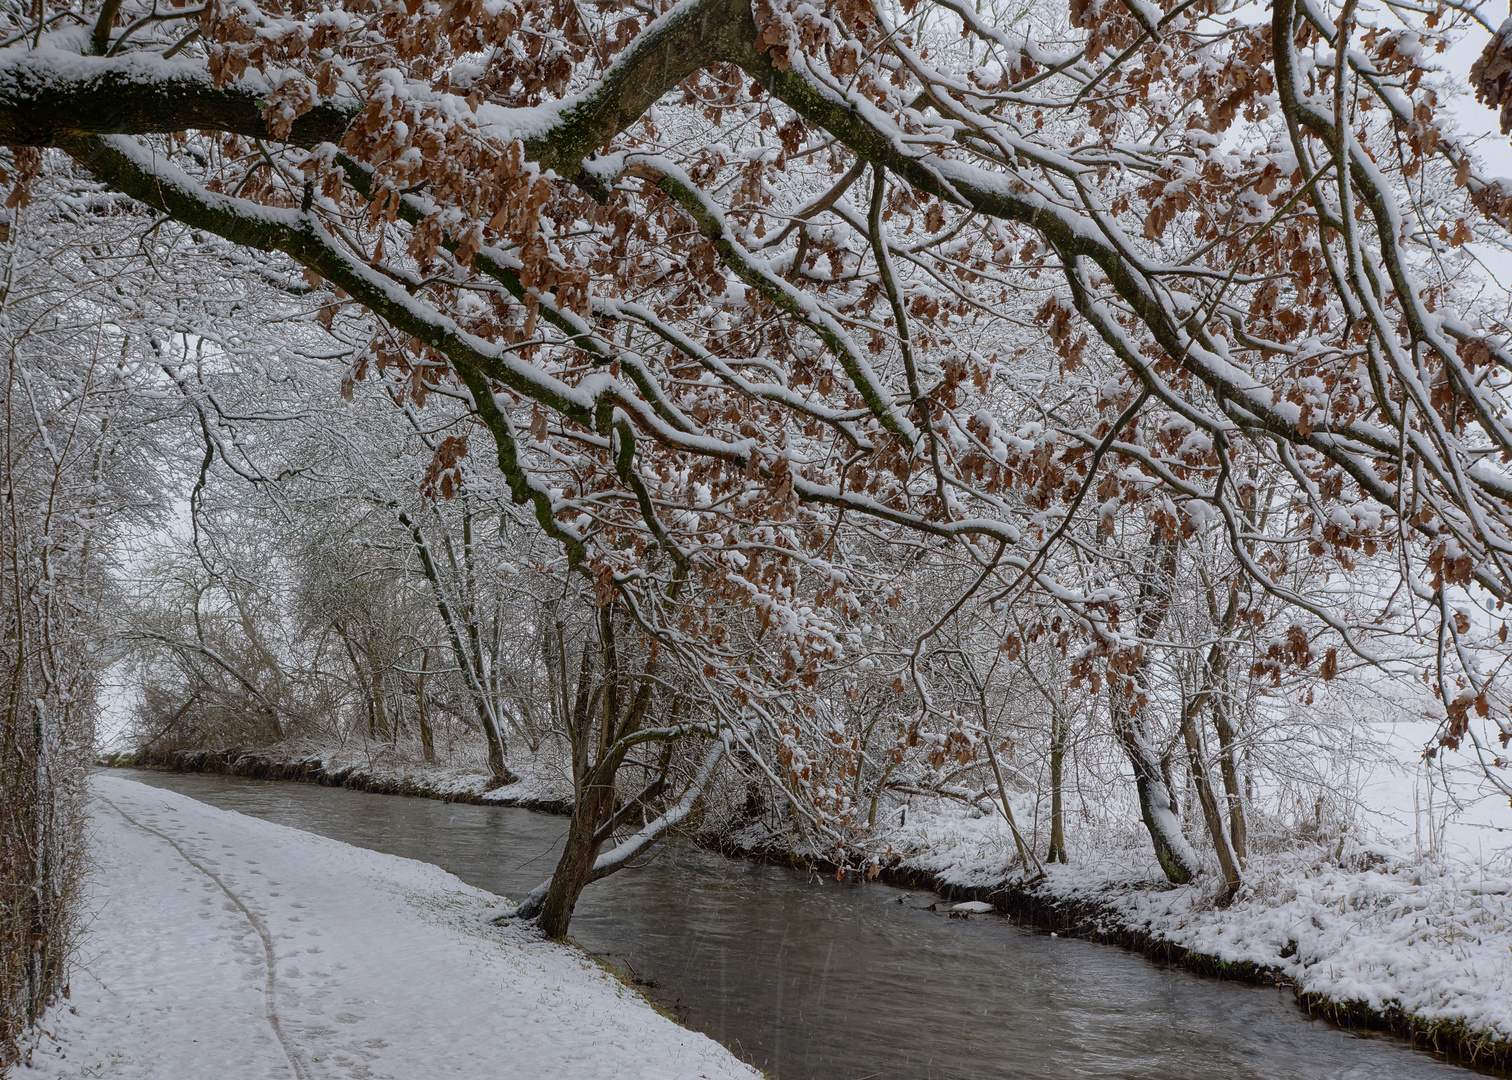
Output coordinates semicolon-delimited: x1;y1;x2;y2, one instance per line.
23;774;762;1080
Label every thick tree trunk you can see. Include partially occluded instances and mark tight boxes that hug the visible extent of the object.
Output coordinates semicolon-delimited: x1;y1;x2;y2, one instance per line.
531;604;661;937
483;732;514;784
536;768;618;939
1112;701;1200;885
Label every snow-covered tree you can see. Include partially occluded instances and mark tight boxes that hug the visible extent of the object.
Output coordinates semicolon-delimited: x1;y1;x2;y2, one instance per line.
0;181;169;1065
7;0;1512;928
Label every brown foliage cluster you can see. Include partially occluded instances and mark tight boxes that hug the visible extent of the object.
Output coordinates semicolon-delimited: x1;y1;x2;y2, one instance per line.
14;0;1512;797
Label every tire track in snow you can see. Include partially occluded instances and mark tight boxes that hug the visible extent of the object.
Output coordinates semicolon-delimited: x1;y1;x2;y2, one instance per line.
99;796;314;1080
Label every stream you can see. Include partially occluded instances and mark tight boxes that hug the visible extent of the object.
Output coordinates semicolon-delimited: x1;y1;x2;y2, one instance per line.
117;769;1481;1080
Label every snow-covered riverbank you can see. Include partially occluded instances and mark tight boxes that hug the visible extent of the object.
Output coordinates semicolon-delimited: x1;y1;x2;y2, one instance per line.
847;718;1512;1065
866;797;1512;1066
105;740;1512;1070
19;774;760;1080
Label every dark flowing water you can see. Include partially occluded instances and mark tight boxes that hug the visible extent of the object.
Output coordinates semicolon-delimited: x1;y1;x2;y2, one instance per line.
117;769;1478;1080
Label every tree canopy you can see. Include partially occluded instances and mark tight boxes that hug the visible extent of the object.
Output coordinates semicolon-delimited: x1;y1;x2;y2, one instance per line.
5;0;1512;902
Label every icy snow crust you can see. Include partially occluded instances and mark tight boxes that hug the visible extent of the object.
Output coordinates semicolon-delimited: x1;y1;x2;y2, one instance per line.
22;774;761;1080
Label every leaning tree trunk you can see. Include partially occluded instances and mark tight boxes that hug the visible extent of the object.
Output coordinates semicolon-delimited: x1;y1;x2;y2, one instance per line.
531;604;661;937
1177;616;1245;898
536;763;621;938
1197;574;1248;867
1109;530;1200;885
1112;688;1200;885
335;623;379;739
480;724;513;784
1180;705;1241;900
1211;697;1248;863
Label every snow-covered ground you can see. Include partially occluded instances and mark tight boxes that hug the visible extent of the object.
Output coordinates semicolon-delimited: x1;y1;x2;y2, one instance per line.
117;738;578;808
896;798;1512;1041
1355;716;1512;863
20;773;760;1080
97;708;1512;1059
870;719;1512;1052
